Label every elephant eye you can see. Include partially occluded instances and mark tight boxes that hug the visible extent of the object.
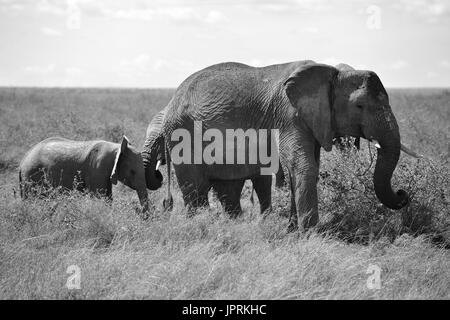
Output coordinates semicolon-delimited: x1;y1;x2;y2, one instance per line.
356;105;363;110
130;169;136;176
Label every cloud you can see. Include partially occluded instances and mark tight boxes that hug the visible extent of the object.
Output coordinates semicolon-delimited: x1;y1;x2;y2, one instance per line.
101;7;154;21
11;0;449;23
259;3;291;13
320;57;339;66
390;60;409;70
204;10;227;24
153;59;195;72
397;0;447;16
120;54;150;69
157;7;197;22
254;0;449;19
22;64;85;86
393;0;448;21
117;54;198;86
119;54;196;73
440;60;450;68
36;0;66;15
245;0;356;14
300;26;319;33
118;54;152;79
153;7;227;24
426;71;438;78
41;27;62;36
237;0;329;12
65;67;83;77
27;1;228;25
0;0;24;12
293;0;334;12
24;64;56;74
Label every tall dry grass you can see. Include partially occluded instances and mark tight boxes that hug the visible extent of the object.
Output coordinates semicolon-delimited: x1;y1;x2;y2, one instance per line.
0;88;448;299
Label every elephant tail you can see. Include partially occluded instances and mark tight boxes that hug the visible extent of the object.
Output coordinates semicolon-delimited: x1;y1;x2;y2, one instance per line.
19;170;23;199
163;141;174;211
250;183;254;205
166;142;171;197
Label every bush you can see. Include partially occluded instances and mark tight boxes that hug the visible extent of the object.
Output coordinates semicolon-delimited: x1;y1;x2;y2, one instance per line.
315;141;449;247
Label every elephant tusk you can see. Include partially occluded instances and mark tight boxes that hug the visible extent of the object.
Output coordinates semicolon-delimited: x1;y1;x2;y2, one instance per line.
401;143;423;158
156;160;161;171
372;140;381;149
371;140;422;158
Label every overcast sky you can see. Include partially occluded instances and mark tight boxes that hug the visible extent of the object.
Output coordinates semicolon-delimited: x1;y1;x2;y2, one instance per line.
0;0;449;87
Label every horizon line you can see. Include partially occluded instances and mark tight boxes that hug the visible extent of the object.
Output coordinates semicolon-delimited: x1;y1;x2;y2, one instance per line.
0;86;449;90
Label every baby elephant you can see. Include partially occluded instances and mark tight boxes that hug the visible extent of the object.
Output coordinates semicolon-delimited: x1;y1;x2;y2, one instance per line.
19;136;150;216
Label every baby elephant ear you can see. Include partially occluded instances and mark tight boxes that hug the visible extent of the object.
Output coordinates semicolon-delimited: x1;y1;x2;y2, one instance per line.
284;64;337;151
120;135;129;152
110;136;130;185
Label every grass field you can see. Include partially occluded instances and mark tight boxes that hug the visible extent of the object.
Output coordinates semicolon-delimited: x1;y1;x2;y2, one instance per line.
0;87;448;299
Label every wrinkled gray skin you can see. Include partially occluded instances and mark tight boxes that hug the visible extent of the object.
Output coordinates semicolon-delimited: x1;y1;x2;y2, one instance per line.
142;109;166;190
143;61;410;230
20;136;149;217
143;108;274;214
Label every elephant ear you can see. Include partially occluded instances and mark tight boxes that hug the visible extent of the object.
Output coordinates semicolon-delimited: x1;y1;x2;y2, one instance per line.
284;64;337;152
110;136;129;185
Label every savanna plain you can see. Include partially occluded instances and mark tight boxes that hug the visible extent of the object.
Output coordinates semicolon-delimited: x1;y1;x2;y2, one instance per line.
0;87;448;299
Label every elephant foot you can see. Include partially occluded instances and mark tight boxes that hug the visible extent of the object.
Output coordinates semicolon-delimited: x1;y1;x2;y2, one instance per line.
301;212;319;230
228;209;243;219
141;211;150;221
287;215;318;233
163;195;174;212
287;220;298;233
136;206;150;220
258;208;272;223
186;206;203;218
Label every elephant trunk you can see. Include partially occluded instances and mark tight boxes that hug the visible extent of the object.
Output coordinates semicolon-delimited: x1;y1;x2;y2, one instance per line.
136;186;150;218
372;114;409;210
142;136;163;190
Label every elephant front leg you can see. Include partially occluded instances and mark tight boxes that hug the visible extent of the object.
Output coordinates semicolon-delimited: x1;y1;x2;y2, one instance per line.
283;138;320;232
287;185;298;232
106;180;113;202
180;183;210;216
173;164;210;216
212;179;245;218
291;170;319;230
251;175;272;215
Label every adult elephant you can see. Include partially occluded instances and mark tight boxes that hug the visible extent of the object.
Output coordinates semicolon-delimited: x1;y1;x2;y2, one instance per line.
142;60;415;230
143;107;273;214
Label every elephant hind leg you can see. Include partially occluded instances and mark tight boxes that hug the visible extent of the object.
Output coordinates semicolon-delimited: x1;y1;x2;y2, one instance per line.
21;180;32;199
251;175;272;215
286;171;299;232
275;165;286;188
179;182;210;216
23;169;47;198
173;164;210;215
212;179;245;218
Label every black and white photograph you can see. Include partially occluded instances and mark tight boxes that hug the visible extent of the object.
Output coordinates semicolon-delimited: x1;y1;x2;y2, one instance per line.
0;0;448;303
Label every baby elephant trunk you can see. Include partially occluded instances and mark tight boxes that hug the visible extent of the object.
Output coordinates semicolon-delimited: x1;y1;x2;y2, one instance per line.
136;186;150;219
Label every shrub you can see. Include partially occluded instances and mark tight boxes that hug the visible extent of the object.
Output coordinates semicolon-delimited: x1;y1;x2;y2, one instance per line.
316;141;449;247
